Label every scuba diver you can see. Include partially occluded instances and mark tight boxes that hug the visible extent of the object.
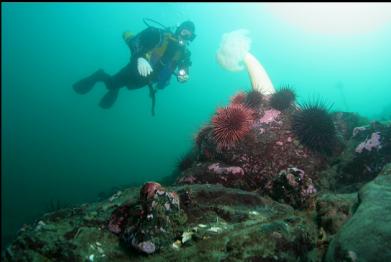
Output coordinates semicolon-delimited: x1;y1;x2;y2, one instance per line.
73;19;196;115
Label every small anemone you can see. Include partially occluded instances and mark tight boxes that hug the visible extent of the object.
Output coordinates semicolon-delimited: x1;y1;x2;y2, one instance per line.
291;98;336;155
270;86;296;111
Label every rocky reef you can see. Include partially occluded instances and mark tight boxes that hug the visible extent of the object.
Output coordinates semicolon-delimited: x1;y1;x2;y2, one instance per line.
3;89;391;261
325;165;391;262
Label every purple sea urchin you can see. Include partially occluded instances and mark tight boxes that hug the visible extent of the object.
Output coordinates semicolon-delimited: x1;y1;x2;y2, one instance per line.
270;86;296;111
291;100;336;155
244;90;263;109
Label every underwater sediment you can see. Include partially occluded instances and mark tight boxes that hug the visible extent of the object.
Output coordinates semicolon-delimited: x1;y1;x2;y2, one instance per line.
2;91;391;262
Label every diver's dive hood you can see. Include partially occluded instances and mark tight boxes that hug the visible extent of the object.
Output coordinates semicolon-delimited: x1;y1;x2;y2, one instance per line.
143;18;196;42
175;21;196;42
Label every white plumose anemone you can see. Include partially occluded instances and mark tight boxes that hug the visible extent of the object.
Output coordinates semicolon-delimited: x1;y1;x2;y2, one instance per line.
216;29;275;95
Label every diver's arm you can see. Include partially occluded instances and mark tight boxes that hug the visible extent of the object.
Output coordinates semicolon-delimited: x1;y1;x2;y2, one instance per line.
127;27;161;58
176;50;192;83
126;27;162;77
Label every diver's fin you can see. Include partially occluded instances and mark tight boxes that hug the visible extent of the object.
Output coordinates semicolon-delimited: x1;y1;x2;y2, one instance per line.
99;88;120;109
73;69;105;94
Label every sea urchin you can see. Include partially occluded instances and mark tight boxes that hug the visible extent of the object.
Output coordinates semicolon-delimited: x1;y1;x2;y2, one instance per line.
230;92;246;105
244;90;263;109
270;86;296;111
291;100;336;155
212;104;255;150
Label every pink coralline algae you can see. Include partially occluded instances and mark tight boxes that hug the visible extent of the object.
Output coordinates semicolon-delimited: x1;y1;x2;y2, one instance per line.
258;109;281;124
208;163;245;177
177;175;197;184
286;173;299;187
108;204;131;235
355;132;382;153
135;241;156;254
301;184;317;198
352;126;367;137
267;167;317;209
108;218;122;234
121;182;185;255
178;92;327;193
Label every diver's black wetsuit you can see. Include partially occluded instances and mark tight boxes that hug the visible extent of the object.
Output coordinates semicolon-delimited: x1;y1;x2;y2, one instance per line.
73;26;192;109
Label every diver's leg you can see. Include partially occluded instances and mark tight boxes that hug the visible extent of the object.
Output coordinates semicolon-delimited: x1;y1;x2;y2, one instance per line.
98;61;150;109
98;74;123;109
122;59;151;90
73;69;108;94
98;64;132;109
99;88;120;109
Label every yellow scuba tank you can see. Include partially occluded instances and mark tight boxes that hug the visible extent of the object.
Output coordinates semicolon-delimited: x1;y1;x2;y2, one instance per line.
149;33;184;65
122;31;134;44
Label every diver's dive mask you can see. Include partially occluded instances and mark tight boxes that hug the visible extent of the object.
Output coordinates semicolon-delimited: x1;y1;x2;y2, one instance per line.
175;21;196;43
177;29;196;46
180;28;196;42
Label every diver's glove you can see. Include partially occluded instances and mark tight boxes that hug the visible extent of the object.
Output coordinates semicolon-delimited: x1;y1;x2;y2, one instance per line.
137;57;153;77
177;69;189;83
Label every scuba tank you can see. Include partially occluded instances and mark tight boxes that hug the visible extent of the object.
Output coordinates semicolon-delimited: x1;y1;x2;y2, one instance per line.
143;18;190;45
143;18;188;47
123;18;174;45
143;18;175;34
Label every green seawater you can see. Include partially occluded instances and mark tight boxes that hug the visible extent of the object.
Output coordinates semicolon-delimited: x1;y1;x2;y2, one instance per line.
2;2;391;249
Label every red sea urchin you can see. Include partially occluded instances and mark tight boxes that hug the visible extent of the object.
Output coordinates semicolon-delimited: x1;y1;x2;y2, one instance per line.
230;92;246;105
212;104;255;150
